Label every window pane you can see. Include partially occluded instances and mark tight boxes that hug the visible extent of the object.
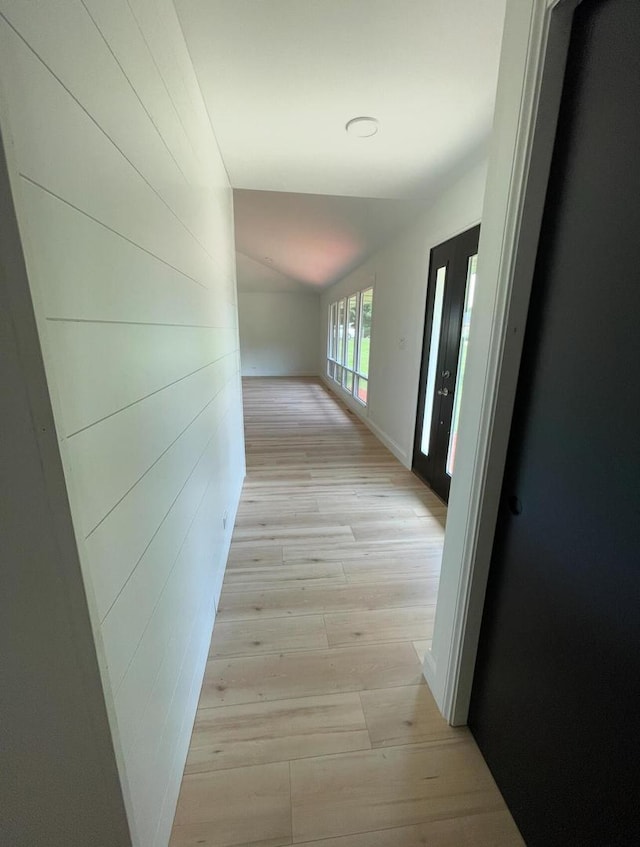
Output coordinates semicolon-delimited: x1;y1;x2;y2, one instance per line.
356;376;368;405
357;288;373;377
327;360;335;378
344;370;354;393
446;254;477;476
420;266;447;457
337;299;346;365
335;364;343;384
346;295;357;370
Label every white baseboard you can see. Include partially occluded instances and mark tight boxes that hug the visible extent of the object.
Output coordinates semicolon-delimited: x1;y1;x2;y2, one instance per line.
320;375;411;468
422;644;439;702
241;370;319;377
366;417;411;469
213;471;245;612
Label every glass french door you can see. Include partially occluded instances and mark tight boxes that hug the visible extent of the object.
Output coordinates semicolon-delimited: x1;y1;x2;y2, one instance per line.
412;224;480;502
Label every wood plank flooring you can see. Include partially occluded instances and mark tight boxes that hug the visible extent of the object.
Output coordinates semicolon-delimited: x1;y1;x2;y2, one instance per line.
170;377;523;847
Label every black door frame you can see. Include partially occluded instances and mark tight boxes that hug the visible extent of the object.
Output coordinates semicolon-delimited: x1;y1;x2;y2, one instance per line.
413;224;480;502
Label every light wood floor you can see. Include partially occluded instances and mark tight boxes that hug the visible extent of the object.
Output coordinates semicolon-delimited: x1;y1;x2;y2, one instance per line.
170;377;523;847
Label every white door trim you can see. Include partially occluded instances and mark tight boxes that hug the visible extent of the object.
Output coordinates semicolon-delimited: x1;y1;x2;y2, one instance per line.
423;0;582;724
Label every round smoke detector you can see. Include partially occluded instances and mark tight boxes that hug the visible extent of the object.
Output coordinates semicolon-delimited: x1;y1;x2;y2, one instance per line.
345;116;379;138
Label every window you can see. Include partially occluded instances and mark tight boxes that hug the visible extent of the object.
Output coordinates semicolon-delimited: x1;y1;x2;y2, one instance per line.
446;254;477;476
327;286;374;406
420;265;447;457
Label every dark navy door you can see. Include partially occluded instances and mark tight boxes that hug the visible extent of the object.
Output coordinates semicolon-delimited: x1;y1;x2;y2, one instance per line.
469;1;640;844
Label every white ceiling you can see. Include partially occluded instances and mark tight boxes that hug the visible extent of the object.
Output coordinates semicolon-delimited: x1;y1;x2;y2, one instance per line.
235;251;309;293
175;0;506;288
234;190;429;289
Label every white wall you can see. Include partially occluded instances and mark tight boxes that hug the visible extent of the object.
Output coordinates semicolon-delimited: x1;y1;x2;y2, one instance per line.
0;2;245;846
0;121;131;847
320;159;488;467
239;291;320;376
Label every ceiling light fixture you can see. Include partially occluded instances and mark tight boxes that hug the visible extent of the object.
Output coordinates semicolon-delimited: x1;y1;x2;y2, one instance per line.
345;116;379;138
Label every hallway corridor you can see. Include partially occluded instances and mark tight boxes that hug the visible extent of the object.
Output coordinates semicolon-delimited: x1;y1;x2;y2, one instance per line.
170;378;522;847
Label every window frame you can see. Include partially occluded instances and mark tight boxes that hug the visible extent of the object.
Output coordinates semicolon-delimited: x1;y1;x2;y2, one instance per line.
326;286;373;406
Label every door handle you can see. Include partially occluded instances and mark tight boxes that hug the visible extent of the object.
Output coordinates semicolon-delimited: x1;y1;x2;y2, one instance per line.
441;370;451;378
437;387;451;397
507;495;523;515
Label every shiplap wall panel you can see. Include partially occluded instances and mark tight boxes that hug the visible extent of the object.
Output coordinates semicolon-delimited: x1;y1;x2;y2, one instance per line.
2;0;235;268
127;0;211;165
110;399;243;735
67;357;229;536
82;0;202;186
86;372;232;619
126;0;237;260
113;439;237;771
1;27;216;287
48;321;234;435
134;400;239;847
1;0;190;209
100;418;225;689
0;2;245;845
21;184;233;325
131;575;218;847
99;386;243;688
154;598;211;845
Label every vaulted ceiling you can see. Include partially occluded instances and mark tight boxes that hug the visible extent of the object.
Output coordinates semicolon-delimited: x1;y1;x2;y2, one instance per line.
233;190;430;289
175;0;506;289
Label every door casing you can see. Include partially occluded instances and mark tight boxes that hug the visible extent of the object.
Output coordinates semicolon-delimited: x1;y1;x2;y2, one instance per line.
421;0;582;723
469;1;640;841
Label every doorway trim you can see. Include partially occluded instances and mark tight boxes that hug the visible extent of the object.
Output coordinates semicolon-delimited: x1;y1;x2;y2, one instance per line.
424;0;582;724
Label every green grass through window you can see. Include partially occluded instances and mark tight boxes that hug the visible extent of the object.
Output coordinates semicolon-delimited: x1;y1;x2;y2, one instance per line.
347;337;370;376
